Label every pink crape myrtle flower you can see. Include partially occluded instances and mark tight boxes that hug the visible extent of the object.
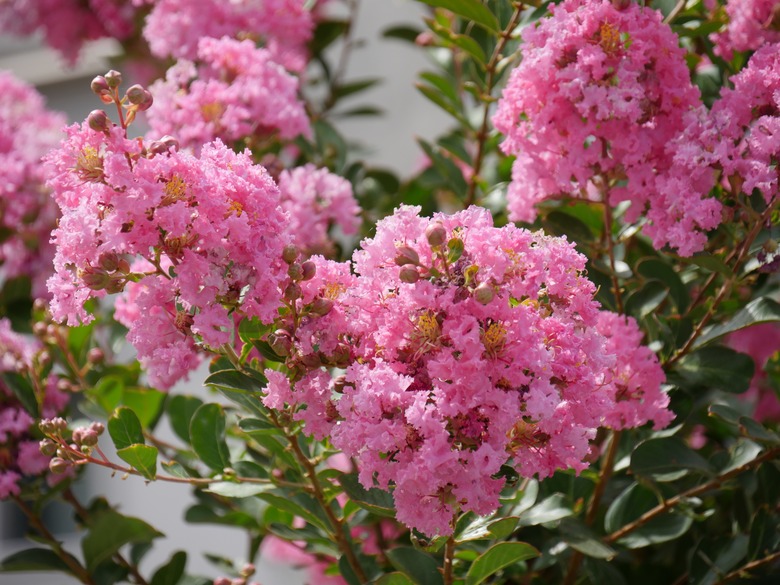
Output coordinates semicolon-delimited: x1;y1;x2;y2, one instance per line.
0;71;66;298
0;319;68;499
276;205;671;536
493;0;702;252
712;0;780;60
278;164;361;257
143;0;313;72
45;113;290;389
0;0;137;65
147;37;311;154
727;323;780;422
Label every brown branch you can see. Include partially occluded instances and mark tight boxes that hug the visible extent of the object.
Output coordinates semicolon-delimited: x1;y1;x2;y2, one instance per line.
602;197;624;314
606;447;780;544
465;2;524;207
716;549;780;584
443;534;456;585
12;495;96;585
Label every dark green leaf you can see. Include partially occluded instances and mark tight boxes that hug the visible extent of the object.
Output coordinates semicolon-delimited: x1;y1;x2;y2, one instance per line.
184;505;258;529
631;437;712;481
416;83;467;124
518;494;572;526
117;444;158;480
123;387;166;429
167;395;203;444
542;211;595;246
675;346;754;393
624;281;669;320
419;0;499;32
419;72;460;105
0;548;73;574
339;473;396;518
310;20;349;54
558;519;616;560
387;547;443;585
82;510;163;570
189;403;231;472
738;416;780;445
238;416;276;438
108;406;145;450
694;298;780;348
465;542;539;585
332;78;382;100
204;369;263;394
0;372;38;418
748;507;778;560
383;25;423;43
258;493;330;532
151;551;186;585
689;535;748;585
636;258;689;313
373;573;415;585
681;253;731;275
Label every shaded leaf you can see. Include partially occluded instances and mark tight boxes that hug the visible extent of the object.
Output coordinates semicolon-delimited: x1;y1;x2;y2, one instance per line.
420;0;499;32
694;298;780;348
675;346;754;393
0;549;73;574
0;372;38;418
339;473;396;518
518;494;572;526
387;547;443;585
108;406;145;450
465;542;539;585
205;481;273;498
117;444;158;480
631;437;712;482
150;551;186;585
189;403;231;472
82;510;162;570
167;395;203;444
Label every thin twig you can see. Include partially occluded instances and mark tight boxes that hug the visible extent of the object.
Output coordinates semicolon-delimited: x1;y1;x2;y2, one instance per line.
716;549;780;584
443;535;456;585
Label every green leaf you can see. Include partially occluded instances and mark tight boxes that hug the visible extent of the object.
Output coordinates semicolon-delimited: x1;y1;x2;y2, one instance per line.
558;519;616;560
117;444;158;480
339;473;396;518
605;483;693;549
167;395;203;444
0;548;73;574
419;0;499;32
631;437;712;482
238;416;276;438
542;211;595;246
151;551;186;585
694;298;780;348
675;346;755;393
681;253;731;275
310;19;349;54
387;547;443;585
258;493;331;532
108;406;145;450
0;372;38;418
332;78;382;100
82;510;163;570
416;83;467;125
464;542;539;585
447;237;465;264
689;535;748;585
87;375;124;415
636;258;689;313
204;369;263;394
518;494;572;526
748;507;778;561
189;403;231;472
123;387;166;429
205;482;273;498
373;573;415;585
738;416;780;445
383;25;423;43
624;281;669;320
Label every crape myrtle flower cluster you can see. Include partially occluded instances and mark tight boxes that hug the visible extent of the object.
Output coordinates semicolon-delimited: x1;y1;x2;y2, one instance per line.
727;323;780;423
265;205;671;536
0;319;69;499
147;36;311;154
45;74;289;390
0;71;66;298
0;0;138;64
141;0;313;73
712;0;780;60
492;0;701;237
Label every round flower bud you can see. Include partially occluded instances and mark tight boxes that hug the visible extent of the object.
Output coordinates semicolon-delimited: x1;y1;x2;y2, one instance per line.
33;298;48;313
49;457;69;475
394;244;420;266
90;422;105;436
39;439;57;457
399;265;420;283
80;430;99;447
104;70;122;89
287;263;303;280
213;578;231;585
87;347;105;365
137;90;154;112
284;283;302;302
33;322;47;337
125;84;146;105
425;221;447;247
99;252;120;272
473;282;495;305
240;564;256;578
71;428;86;445
90;75;110;95
56;378;72;393
80;268;110;291
282;244;299;264
87;109;110;133
300;261;316;281
268;330;293;357
310;297;333;316
149;135;180;155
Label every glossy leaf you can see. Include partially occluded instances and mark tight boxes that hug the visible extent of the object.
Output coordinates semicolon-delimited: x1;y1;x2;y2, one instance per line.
387;547;443;585
82;510;163;570
419;0;499;32
122;387;166;429
108;406;145;450
150;551;186;585
205;482;273;498
675;346;754;393
631;437;712;481
117;444;158;480
0;372;37;418
167;395;203;444
189;403;231;472
339;473;396;518
204;369;263;394
464;542;539;585
636;258;689;312
518;494;572;526
694;297;780;348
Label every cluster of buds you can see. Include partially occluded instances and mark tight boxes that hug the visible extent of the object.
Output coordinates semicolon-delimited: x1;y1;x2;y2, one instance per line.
90;70;153;128
281;244;316;304
213;563;258;585
78;252;132;294
39;419;105;475
395;220;494;305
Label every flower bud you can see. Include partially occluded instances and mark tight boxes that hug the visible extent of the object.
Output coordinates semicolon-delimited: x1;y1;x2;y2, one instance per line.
473;282;495;305
33;298;48;313
394;244;420;266
148;135;179;155
268;329;293;357
90;75;110;96
287;262;303;280
104;70;122;89
87;109;110;133
399;265;420;284
72;428;86;445
300;260;316;281
33;322;48;337
282;244;299;264
125;84;146;104
99;252;120;272
310;297;333;316
57;378;72;393
51;417;68;433
284;282;301;302
80;268;110;291
49;457;69;474
39;439;57;457
137;90;154;112
333;375;347;393
90;422;105;436
37;350;51;369
87;347;105;365
425;221;447;247
80;430;99;447
330;344;350;368
240;564;256;578
213;579;231;585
